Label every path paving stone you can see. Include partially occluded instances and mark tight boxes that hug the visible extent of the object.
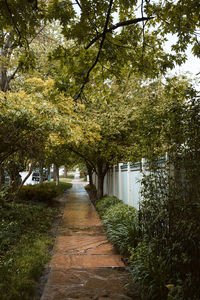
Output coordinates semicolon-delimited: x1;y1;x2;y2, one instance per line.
41;182;140;300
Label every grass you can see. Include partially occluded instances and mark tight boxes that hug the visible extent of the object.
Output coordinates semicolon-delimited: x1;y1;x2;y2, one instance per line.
0;181;72;300
59;177;74;183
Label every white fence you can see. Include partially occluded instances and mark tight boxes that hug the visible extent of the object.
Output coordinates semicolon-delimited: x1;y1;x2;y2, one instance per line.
92;158;166;209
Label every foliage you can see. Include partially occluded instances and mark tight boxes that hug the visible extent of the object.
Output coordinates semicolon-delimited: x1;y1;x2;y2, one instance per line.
145;0;200;58
95;196;122;217
95;197;139;256
65;174;74;179
0;201;58;299
84;183;97;202
48;0;200;99
18;182;72;202
102;203;139;256
130;96;200;299
0;89;58;164
0;185;9;204
59;174;74;179
129;242;169;300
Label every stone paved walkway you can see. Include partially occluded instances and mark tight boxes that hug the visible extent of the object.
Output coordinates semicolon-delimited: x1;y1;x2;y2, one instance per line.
41;181;139;300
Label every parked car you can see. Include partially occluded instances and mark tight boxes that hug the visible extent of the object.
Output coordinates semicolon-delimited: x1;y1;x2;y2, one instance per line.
32;169;48;182
32;170;40;181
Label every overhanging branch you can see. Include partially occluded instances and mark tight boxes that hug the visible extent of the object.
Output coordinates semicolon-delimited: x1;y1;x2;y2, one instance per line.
74;0;114;101
85;16;154;49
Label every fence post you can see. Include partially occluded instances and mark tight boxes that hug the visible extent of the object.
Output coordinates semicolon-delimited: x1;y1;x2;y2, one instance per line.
119;163;123;200
127;162;131;205
113;165;116;196
142;158;146;174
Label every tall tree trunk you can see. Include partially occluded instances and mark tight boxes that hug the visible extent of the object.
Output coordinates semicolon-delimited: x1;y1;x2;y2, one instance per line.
53;164;59;185
64;166;67;178
53;164;57;181
86;163;93;186
97;173;104;199
39;161;43;184
96;162;109;199
55;164;59;186
0;32;13;92
47;166;51;181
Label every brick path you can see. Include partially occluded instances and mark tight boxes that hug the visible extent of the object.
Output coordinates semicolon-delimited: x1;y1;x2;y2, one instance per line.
41;181;139;300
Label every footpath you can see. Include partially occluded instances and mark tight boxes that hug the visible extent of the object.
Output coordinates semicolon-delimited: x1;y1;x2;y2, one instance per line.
41;180;139;300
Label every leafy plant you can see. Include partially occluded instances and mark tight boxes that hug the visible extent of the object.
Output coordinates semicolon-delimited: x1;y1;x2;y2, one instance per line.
102;202;139;256
95;196;122;216
18;182;72;202
131;97;200;299
0;200;58;299
84;184;97;202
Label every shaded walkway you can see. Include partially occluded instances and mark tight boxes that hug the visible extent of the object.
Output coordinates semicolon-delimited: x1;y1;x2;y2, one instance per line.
41;182;138;299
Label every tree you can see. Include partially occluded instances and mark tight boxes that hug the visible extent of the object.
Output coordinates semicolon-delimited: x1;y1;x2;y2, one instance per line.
0;86;61;193
1;1;199;97
0;0;48;91
65;75;143;198
48;0;200;100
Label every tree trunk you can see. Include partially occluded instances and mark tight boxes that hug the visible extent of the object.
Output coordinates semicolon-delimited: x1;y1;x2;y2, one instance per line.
39;161;43;184
86;163;93;186
53;164;57;181
88;170;93;186
97;173;104;199
55;165;59;186
64;166;67;178
53;164;59;185
96;162;109;199
0;32;13;92
47;166;51;181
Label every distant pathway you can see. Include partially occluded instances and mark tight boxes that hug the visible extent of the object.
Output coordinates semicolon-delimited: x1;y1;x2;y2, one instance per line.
41;181;139;300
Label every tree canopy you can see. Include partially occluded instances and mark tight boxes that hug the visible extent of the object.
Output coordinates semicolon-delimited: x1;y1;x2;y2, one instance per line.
0;0;199;197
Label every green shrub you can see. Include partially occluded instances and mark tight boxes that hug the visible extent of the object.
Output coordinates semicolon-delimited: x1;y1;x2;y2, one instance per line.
102;202;139;256
84;183;96;192
95;196;122;216
66;174;74;179
18;182;72;202
19;186;57;202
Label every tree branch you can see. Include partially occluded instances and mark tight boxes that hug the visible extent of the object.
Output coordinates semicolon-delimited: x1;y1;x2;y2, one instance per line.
4;0;22;45
13;161;36;202
74;0;82;9
85;16;154;49
8;66;19;83
66;145;97;172
74;0;114;101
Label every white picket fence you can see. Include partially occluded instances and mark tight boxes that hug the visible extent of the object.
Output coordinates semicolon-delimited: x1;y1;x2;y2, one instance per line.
92;158;166;209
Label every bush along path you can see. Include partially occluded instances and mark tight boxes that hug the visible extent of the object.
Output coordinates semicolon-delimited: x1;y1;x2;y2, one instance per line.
41;181;140;300
0;182;72;300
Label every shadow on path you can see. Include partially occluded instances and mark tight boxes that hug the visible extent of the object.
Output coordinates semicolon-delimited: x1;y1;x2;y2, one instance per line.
41;181;140;300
